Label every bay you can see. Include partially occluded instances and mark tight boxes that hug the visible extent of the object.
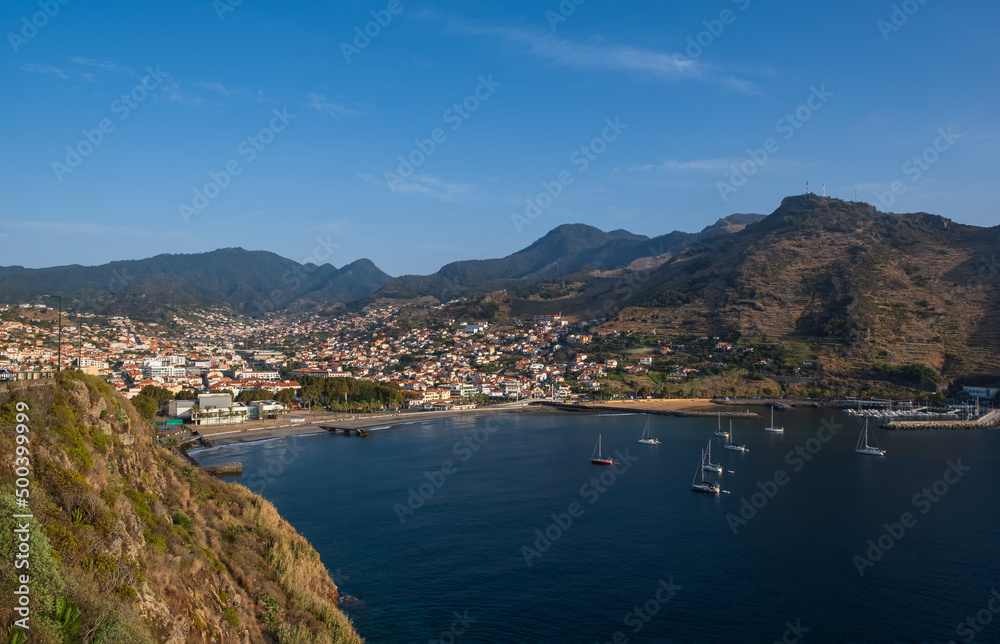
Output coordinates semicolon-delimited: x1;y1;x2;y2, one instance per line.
192;408;1000;643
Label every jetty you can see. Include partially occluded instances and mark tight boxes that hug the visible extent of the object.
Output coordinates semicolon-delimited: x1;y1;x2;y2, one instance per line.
199;462;243;475
883;409;1000;430
711;398;792;411
317;425;370;437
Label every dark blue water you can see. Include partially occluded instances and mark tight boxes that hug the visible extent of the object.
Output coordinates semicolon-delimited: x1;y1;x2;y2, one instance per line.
191;410;1000;643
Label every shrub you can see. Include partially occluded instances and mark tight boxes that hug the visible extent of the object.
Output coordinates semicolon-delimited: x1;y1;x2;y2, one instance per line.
222;606;240;628
100;487;119;507
45;522;81;560
260;594;282;631
171;508;194;534
52;597;82;641
0;495;65;611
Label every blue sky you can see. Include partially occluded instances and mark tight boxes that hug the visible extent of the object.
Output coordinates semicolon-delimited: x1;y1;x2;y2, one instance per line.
2;0;998;276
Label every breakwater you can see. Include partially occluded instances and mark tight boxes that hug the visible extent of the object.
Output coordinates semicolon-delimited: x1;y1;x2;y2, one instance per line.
547;402;760;419
883;409;1000;430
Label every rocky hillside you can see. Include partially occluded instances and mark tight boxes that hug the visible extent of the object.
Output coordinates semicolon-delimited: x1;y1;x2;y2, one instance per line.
0;372;361;643
505;195;1000;381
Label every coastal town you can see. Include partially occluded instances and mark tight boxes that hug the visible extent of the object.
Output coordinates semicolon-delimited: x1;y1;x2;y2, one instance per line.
1;302;615;412
2;301;997;432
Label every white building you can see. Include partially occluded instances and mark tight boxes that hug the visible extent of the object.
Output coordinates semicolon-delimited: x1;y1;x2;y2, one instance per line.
234;370;281;381
249;400;285;420
962;386;999;400
142;357;187;378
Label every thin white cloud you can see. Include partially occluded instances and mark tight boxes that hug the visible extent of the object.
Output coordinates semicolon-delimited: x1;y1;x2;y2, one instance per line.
70;57;130;74
20;62;69;79
361;172;474;202
431;14;758;92
306;93;365;118
193;81;267;102
627;158;741;173
159;81;214;108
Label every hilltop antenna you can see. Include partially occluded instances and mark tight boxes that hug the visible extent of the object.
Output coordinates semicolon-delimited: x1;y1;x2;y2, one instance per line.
855;189;858;201
822;183;826;197
806;180;810;194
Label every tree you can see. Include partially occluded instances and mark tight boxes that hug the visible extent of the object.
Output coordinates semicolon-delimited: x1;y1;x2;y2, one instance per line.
139;385;175;405
132;395;157;420
131;385;174;420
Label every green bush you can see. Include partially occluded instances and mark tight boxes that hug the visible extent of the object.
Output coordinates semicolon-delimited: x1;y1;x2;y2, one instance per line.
0;495;65;612
171;508;194;534
222;606;240;628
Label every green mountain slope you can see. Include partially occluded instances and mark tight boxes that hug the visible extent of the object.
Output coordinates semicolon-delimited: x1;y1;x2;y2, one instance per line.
0;249;392;320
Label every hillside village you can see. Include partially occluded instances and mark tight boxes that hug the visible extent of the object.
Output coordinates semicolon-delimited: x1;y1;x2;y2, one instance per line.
1;303;612;410
4;294;995;429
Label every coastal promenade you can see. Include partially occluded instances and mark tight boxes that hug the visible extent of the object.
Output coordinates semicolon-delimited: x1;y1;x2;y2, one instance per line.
190;401;560;447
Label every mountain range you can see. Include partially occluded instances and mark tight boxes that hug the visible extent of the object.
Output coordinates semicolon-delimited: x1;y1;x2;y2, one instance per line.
0;212;765;317
3;195;999;378
0;249;392;319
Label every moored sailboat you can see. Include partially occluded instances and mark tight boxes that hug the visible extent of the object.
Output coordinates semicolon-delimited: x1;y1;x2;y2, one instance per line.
855;419;886;456
591;434;614;465
723;420;748;452
714;412;729;438
638;417;660;445
702;439;722;473
764;406;785;433
692;449;721;494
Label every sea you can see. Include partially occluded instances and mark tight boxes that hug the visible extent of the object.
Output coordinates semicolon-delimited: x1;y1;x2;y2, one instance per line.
190;408;1000;643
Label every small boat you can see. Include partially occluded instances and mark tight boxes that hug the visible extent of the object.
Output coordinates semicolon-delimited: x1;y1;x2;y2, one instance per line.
702;439;722;473
714;412;729;438
855;419;886;456
638;418;660;445
591;434;614;465
764;406;784;433
723;420;748;452
692;449;721;494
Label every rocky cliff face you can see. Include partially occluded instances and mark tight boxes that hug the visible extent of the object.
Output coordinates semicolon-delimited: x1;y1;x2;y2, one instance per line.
0;372;362;643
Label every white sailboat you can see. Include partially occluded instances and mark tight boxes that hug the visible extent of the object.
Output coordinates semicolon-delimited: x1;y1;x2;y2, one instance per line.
702;439;722;473
764;406;784;432
638;417;660;445
691;449;721;494
723;420;748;452
714;412;729;438
855;419;886;456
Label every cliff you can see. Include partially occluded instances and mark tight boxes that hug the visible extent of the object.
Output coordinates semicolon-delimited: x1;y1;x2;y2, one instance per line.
0;372;362;643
